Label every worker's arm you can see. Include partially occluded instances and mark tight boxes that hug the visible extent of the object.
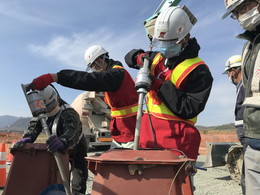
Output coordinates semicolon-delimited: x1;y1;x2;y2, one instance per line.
158;65;213;119
57;108;82;149
29;68;125;92
56;68;124;92
23;118;43;141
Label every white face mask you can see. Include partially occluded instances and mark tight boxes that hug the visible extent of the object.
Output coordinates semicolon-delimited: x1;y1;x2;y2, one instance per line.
238;6;260;31
159;44;183;58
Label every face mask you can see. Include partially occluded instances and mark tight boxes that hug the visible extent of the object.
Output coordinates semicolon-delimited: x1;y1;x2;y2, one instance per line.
238;6;260;31
159;44;182;58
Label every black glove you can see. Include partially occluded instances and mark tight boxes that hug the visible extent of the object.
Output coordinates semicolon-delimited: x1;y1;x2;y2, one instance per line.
124;49;145;69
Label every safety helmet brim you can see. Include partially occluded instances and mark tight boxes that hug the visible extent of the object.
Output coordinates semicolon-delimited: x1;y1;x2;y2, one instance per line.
222;0;245;19
223;55;242;74
222;64;241;74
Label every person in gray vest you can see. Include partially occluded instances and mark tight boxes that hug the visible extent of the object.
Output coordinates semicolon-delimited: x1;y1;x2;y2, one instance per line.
14;85;88;195
223;55;246;194
222;0;260;194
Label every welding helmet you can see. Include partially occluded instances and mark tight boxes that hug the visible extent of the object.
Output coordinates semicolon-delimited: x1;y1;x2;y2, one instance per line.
38;85;61;117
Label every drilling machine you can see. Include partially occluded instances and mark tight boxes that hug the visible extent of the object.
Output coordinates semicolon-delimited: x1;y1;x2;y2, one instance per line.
21;84;72;195
133;58;152;150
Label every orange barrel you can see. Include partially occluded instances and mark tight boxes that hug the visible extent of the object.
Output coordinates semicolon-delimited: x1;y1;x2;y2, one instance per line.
87;149;195;195
0;143;6;187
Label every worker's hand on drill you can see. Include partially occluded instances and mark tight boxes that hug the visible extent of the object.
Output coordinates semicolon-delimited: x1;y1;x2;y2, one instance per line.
137;53;152;69
29;73;54;90
125;49;146;70
13;137;33;148
46;134;65;153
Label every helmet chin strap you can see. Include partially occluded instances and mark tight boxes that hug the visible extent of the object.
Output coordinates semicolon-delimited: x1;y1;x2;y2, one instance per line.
93;55;109;72
92;61;103;72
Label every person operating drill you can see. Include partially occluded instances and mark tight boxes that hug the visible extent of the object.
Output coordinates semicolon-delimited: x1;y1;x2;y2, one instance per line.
125;6;213;159
14;85;88;195
27;45;138;149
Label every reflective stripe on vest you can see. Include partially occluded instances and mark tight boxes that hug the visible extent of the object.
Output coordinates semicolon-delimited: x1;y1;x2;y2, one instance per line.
150;53;163;75
110;104;138;118
104;65;138;118
147;56;204;125
170;57;205;88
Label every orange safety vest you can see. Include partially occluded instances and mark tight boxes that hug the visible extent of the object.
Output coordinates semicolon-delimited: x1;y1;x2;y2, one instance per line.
147;53;205;125
104;65;138;118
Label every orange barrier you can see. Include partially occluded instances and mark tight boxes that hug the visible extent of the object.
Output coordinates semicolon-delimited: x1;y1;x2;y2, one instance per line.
6;140;16;165
0;143;6;187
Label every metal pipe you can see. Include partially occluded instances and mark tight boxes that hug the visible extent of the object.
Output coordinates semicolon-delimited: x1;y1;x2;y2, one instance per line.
133;58;151;150
38;114;72;195
133;91;146;150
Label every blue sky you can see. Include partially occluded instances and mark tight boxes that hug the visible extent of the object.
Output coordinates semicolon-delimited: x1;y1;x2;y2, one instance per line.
0;0;247;126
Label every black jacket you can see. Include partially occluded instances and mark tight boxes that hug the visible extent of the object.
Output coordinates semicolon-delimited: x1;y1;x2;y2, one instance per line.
24;105;82;149
125;38;213;119
57;59;125;92
235;81;245;145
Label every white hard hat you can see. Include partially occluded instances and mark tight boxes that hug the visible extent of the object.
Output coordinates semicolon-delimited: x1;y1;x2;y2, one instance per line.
153;6;194;46
38;85;60;117
84;45;108;67
222;0;245;19
223;55;242;74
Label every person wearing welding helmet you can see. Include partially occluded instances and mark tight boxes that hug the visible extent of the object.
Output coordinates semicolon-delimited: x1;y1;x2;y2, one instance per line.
27;45;138;149
125;6;213;159
14;85;88;195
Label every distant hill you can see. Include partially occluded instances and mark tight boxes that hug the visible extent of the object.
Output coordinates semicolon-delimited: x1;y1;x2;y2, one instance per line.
196;123;235;130
0;115;235;132
0;115;32;132
0;115;19;128
9;117;32;131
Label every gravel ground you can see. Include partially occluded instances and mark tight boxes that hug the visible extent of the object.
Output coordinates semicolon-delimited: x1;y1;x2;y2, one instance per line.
194;155;242;195
1;153;242;195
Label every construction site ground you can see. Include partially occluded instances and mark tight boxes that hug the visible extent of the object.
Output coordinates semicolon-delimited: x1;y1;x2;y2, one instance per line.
0;131;242;195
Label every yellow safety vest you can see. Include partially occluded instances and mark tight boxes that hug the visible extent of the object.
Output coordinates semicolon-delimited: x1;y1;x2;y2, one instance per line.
147;54;205;125
104;65;138;118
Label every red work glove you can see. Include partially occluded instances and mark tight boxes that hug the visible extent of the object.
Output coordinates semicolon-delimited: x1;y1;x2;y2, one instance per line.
137;53;149;67
29;73;54;90
151;76;163;92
